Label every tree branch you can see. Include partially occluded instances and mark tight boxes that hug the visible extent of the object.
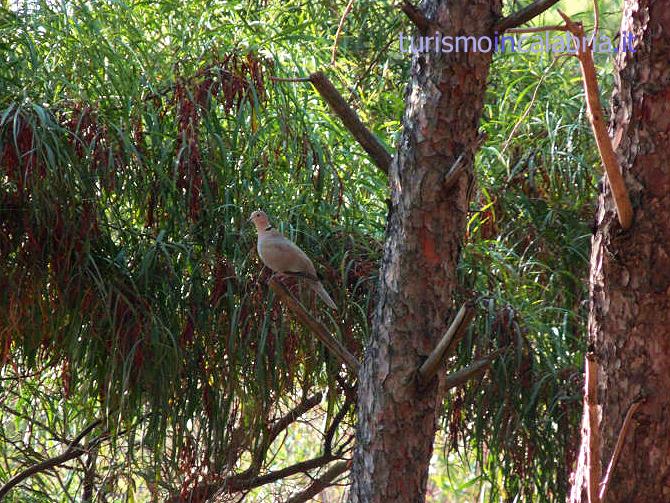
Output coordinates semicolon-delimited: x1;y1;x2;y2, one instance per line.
398;0;430;33
269;278;361;374
285;460;350;503
167;455;342;502
418;303;475;385
269;394;323;443
599;397;644;503
443;349;504;390
495;0;561;33
324;394;355;455
270;72;392;174
308;72;392;174
558;10;633;230
0;420;102;499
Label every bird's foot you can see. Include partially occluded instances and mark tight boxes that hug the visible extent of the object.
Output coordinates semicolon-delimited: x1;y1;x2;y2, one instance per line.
269;272;287;283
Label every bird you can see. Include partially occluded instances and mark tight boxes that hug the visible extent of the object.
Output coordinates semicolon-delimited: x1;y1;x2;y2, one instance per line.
248;210;337;310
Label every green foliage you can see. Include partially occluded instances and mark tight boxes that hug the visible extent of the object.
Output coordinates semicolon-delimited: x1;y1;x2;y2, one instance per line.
1;0;387;498
447;21;620;500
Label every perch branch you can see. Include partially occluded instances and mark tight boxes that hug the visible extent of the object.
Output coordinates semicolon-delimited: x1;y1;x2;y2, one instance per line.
599;398;644;503
269;278;361;374
495;0;561;33
399;0;430;33
444;349;504;390
558;10;633;230
418;302;475;385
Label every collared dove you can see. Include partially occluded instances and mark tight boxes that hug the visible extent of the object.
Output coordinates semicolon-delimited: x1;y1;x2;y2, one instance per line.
249;210;337;310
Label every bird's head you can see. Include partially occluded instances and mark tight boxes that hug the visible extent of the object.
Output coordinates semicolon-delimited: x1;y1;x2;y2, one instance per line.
248;209;270;231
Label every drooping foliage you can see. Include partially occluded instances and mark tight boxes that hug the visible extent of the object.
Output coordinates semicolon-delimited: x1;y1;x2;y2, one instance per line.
1;0;618;500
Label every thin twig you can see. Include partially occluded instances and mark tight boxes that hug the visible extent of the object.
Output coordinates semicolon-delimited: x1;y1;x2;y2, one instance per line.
599;398;644;503
495;0;561;33
331;0;356;65
0;420;102;499
501;56;561;154
591;0;600;43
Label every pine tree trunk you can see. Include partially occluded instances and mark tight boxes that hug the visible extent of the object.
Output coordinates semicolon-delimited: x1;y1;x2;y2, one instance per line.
348;1;501;501
570;1;670;501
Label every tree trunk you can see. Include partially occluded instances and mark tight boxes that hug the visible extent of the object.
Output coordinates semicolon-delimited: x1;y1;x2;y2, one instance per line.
570;1;670;501
348;1;501;501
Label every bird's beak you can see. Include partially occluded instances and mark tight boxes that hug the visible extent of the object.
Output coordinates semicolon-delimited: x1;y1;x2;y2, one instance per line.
247;216;253;223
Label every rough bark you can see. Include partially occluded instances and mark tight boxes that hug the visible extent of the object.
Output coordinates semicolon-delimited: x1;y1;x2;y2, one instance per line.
347;1;501;501
569;1;670;501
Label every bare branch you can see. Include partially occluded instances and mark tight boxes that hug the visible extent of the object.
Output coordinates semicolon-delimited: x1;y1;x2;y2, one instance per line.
269;278;361;374
167;395;330;503
167;455;342;502
324;394;355;455
269;394;323;445
270;72;392;174
418;303;475;385
599;398;644;502
237;454;338;490
495;0;561;33
308;72;392;174
558;10;633;230
591;0;600;42
444;349;504;390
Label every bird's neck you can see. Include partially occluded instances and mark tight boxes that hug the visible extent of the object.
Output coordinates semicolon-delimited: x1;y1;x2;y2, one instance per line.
257;224;275;238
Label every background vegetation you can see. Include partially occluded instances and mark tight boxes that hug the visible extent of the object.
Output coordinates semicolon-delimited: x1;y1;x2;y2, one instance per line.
0;0;621;500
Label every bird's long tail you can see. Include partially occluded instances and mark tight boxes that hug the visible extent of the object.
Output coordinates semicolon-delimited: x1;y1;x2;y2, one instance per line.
311;281;337;310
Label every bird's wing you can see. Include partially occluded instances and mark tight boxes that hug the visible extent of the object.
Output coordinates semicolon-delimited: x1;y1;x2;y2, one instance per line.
258;232;318;277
